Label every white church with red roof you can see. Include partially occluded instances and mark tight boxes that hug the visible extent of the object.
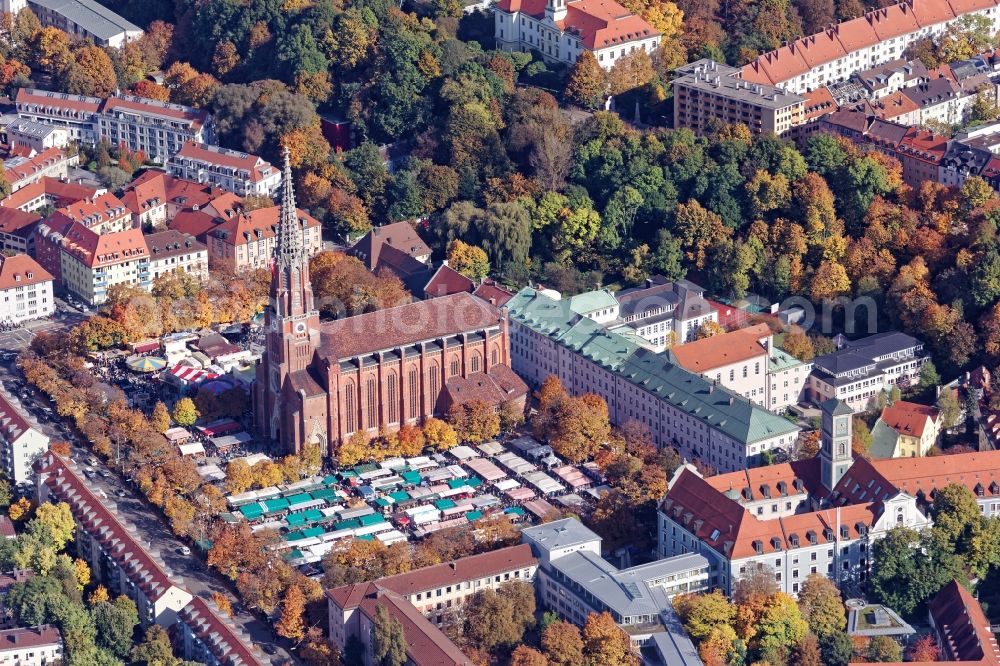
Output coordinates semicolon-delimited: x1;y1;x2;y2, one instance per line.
494;0;660;69
658;397;1000;598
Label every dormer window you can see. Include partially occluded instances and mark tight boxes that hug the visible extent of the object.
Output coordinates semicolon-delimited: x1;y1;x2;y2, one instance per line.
777;481;787;496
761;484;771;499
789;534;799;547
823;528;834;541
806;530;817;544
771;537;782;551
753;540;764;554
840;525;850;539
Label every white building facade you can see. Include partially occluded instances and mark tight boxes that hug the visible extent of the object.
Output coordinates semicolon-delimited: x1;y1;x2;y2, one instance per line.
494;0;660;70
167;142;281;197
0;390;49;486
0;254;54;325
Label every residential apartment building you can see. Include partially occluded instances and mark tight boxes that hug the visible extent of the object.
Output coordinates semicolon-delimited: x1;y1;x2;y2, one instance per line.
15;89;215;163
175;597;267;666
206;205;321;272
0;177;102;214
167;142;280;197
49;192;132;234
768;348;813;411
658;400;934;596
36;453;193;626
4;148;78;192
14;89;101;143
0;208;40;255
494;0;660;70
328;545;537;632
0;389;48;485
741;0;1000;95
327;583;473;666
506;288;801;472
123;170;224;229
870;400;940;458
0;254;54;325
146;230;207;282
672;60;806;136
0;625;62;666
9;0;143;47
98;96;215;164
5;119;69;152
58;225;149;305
809;332;929;412
523;518;706;663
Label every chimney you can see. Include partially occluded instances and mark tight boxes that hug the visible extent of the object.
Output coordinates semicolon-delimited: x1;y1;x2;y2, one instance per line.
449;562;457;570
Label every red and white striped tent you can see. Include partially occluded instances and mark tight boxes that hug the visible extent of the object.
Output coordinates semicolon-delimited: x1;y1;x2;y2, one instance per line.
164;364;219;387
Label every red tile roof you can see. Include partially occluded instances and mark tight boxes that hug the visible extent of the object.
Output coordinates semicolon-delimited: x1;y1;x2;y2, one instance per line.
0;207;40;238
178;597;267;666
37;453;181;603
5;148;71;185
319;292;503;360
0;177;100;212
60;224;148;269
671;323;772;373
926;580;1000;664
328;583;473;666
803;87;838;121
0;516;15;539
474;280;515;307
829;19;879;55
832;450;1000;506
879;400;938;438
173;142;275;183
0;253;52;290
704;458;822;502
102;96;208;130
0;390;33;444
795;31;848;68
16;88;101;114
898;127;949;163
496;0;658;49
55;192;130;227
444;365;529;406
423;264;474;298
169;210;219;241
210;206;319;247
0;625;61;652
350;221;431;272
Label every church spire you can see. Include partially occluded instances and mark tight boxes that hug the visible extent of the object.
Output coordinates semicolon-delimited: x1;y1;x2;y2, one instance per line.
276;147;304;267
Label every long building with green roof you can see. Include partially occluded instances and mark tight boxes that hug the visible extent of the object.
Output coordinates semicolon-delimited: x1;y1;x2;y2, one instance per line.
506;287;800;471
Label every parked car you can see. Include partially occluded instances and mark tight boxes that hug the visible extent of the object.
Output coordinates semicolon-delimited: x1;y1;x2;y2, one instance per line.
177;546;191;556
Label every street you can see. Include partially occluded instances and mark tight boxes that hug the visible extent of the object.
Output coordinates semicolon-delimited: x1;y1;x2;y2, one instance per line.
0;356;295;665
0;300;88;352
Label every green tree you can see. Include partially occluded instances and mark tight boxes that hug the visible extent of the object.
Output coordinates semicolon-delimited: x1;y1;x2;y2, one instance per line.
372;605;407;666
131;625;180;666
171;398;198;427
30;502;75;551
919;361;941;389
819;631;854;666
870;526;964;617
91;596;139;658
932;483;984;552
650;229;686;280
938;389;962;430
462;588;524;652
756;592;809;657
564;51;606;110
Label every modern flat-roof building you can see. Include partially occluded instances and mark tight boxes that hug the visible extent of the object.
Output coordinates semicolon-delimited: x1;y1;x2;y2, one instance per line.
0;254;54;325
5;119;69;152
0;625;62;666
146;229;208;282
672;59;806;136
167;142;281;197
506;287;801;472
494;0;660;70
13;0;143;47
328;545;537;632
36;453;193;626
522;518;706;664
809;332;929;412
0;387;48;485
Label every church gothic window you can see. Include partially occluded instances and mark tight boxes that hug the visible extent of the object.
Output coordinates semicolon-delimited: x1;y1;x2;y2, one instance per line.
344;382;356;433
450;357;460;377
429;364;439;400
408;368;419;417
366;377;377;429
471;353;481;373
387;373;398;423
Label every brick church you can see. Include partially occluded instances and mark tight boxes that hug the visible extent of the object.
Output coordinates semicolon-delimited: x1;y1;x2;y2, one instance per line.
254;156;528;455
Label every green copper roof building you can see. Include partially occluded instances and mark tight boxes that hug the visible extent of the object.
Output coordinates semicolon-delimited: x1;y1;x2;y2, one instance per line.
506;287;800;471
